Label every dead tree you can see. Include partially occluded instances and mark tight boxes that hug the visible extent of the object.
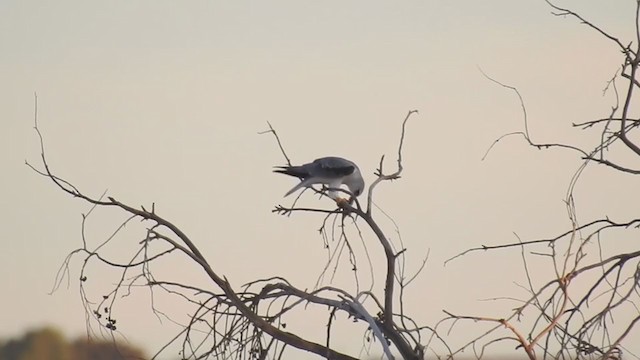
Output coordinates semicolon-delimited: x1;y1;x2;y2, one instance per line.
29;108;443;359
442;2;640;360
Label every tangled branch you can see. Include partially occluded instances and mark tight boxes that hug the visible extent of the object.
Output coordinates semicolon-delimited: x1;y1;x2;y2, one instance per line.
444;2;640;359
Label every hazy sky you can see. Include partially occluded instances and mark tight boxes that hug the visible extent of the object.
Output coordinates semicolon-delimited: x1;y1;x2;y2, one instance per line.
2;0;638;358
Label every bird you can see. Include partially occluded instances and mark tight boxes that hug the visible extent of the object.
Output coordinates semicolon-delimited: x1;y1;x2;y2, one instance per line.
273;156;365;204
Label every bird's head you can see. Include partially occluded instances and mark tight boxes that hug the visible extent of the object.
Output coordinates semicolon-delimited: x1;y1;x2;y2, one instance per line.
346;168;365;197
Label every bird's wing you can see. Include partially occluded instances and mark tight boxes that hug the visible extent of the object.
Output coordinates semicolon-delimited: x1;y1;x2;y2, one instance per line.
273;165;309;178
308;157;355;178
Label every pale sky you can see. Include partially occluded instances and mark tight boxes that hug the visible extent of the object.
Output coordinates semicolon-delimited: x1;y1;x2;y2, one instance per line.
2;0;638;359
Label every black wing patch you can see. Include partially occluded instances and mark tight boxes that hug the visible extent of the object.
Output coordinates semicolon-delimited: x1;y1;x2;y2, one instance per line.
313;158;355;177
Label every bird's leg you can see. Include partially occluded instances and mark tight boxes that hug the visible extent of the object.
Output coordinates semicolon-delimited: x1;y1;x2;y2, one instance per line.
347;196;356;205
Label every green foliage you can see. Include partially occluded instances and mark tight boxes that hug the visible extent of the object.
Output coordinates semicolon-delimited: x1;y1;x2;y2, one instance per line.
0;328;146;360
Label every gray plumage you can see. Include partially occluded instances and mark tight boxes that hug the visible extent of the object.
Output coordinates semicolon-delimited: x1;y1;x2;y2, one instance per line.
274;156;365;199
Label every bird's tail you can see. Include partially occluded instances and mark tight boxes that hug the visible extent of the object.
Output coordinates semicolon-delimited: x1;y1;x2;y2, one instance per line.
282;177;316;197
283;181;304;197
